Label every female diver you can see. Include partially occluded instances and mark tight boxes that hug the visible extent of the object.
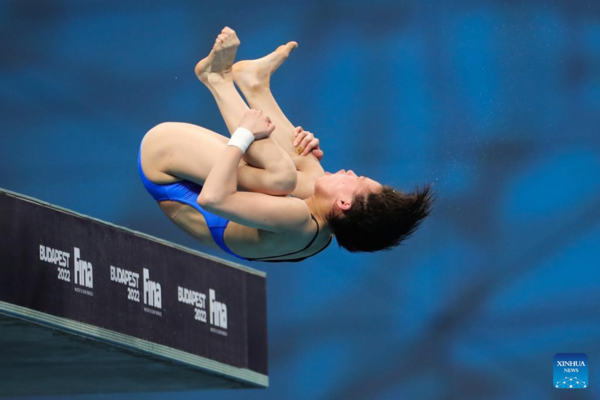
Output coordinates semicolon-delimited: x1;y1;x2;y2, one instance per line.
138;27;434;262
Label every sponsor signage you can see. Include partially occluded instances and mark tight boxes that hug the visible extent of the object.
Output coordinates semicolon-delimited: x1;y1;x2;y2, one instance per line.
0;190;267;376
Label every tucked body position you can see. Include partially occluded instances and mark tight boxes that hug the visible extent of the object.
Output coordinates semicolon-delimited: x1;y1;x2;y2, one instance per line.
139;27;434;262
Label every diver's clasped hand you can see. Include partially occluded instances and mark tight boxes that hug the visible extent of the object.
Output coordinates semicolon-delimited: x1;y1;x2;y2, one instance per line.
294;126;324;161
236;110;324;161
239;109;276;140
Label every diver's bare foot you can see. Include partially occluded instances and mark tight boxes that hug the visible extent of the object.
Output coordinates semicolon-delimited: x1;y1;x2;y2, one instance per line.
233;41;298;92
195;27;240;86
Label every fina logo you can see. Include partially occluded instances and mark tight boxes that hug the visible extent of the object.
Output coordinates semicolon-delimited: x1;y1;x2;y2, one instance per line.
209;289;227;329
143;268;162;309
554;353;588;389
74;247;93;289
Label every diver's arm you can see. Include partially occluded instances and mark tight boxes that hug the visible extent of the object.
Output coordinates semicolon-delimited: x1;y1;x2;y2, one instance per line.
199;144;310;232
239;125;327;198
237;138;298;196
199;109;309;232
198;145;244;207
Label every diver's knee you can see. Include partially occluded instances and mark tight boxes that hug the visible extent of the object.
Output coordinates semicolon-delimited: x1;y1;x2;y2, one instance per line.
271;166;298;195
149;122;179;134
144;122;177;143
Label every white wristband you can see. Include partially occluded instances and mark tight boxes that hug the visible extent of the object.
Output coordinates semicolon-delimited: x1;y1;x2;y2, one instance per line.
227;127;255;154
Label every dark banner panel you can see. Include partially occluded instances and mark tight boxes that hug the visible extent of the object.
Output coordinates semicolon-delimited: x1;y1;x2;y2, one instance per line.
0;189;268;377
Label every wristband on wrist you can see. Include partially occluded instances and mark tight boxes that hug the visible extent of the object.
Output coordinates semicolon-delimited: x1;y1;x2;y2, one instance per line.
227;127;255;154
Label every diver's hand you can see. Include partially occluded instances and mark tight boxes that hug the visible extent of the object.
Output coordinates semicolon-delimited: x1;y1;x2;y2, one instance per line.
293;126;323;160
239;109;276;140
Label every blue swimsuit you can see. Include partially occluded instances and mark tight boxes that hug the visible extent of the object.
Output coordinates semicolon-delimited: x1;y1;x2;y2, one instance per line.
137;144;331;262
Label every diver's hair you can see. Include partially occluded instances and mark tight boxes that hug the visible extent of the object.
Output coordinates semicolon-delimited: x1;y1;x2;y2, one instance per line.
326;184;435;253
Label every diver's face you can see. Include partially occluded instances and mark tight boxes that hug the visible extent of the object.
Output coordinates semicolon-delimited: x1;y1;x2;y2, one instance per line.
315;169;383;200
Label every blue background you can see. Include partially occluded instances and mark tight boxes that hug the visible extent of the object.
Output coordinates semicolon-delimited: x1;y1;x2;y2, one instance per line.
1;0;599;399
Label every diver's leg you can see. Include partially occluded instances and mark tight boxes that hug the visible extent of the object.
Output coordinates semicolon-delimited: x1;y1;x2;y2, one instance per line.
195;27;297;194
194;28;247;135
141;122;291;196
233;42;326;199
232;42;302;157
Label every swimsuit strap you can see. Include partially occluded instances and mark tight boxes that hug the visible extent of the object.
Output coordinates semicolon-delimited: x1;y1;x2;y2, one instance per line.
262;235;332;263
247;214;326;262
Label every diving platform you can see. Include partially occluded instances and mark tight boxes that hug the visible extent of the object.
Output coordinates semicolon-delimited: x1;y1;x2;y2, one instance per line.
0;188;268;396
